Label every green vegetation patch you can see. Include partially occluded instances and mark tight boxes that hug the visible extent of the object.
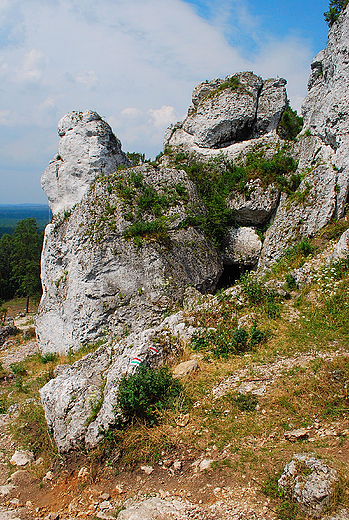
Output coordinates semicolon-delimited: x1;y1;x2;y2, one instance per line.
167;147;298;246
191;321;266;359
277;104;303;141
324;0;349;25
116;365;183;425
92;168;190;245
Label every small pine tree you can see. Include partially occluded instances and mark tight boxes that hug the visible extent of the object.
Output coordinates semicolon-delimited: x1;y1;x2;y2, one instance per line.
324;0;349;26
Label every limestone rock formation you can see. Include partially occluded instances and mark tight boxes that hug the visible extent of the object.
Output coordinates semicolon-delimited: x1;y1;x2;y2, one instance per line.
164;72;287;152
36;158;222;354
259;6;349;268
222;227;262;267
40;308;199;451
227;180;279;226
41;111;130;215
327;228;349;263
278;453;338;517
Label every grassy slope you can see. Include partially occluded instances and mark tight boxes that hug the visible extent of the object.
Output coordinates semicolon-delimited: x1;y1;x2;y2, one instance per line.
1;218;349;518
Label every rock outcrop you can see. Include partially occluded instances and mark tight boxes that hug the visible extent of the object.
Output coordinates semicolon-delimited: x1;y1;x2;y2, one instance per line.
41;111;130;215
259;6;349;268
36;161;222;353
164;72;287;152
37;6;349;454
40;307;198;451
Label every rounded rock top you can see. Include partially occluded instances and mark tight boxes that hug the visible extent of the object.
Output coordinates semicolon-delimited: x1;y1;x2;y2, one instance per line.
57;110;102;137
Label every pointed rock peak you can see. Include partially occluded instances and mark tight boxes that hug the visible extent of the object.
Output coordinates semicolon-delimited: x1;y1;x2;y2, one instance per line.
41;110;130;216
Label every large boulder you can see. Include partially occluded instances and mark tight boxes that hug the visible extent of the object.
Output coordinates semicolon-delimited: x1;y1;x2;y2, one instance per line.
41;110;130;215
165;72;287;152
227;180;280;226
222;227;262;267
36;159;222;354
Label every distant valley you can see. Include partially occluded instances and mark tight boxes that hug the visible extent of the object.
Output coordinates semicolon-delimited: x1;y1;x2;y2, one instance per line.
0;204;51;236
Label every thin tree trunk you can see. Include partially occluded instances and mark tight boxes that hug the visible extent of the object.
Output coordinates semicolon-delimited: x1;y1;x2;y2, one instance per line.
26;295;29;314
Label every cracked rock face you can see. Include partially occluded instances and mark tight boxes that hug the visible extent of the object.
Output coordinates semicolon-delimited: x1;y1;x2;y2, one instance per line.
41;110;130;215
165;72;287;151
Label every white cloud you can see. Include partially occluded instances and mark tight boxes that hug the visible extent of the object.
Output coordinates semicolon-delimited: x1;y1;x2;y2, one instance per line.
76;70;98;88
15;48;47;82
148;105;179;129
0;0;318;202
0;110;10;125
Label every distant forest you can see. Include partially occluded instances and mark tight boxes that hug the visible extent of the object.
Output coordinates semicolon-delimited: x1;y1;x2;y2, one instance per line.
0;205;51;237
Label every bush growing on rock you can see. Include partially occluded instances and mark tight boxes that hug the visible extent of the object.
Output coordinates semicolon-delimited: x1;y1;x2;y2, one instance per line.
169;148;298;246
277;104;303;140
324;0;349;25
116;365;183;425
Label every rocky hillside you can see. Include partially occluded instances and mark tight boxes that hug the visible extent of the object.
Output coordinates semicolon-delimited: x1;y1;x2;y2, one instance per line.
0;4;346;520
33;3;349;452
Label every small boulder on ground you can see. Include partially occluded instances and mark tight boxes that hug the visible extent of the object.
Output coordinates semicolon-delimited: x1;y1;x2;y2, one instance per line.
284;428;309;442
173;360;199;378
278;453;338;517
9;450;34;466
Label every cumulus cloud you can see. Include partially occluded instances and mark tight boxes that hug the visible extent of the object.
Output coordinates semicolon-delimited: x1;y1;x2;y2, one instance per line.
0;0;323;202
148;106;179;130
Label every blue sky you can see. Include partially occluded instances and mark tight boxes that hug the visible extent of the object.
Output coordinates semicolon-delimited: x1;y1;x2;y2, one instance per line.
0;0;330;204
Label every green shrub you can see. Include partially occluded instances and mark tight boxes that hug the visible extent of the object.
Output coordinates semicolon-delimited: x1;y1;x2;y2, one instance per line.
191;322;265;359
0;395;7;414
285;237;314;260
116;365;183;424
37;352;58;364
277;104;303;141
285;273;297;290
123;219;169;244
126;152;146;166
265;301;281;319
10;362;26;376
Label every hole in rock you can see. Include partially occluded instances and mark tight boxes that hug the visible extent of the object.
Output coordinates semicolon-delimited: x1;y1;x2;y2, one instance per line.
216;263;251;291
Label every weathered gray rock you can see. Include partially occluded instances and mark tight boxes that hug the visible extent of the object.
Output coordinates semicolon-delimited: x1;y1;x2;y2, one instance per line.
0;326;18;347
284;428;309;442
253;77;288;138
40;309;202;452
9;450;34;466
36;164;222;354
227;180;280;226
222;227;262;267
327;229;349;264
41;110;130;215
182;72;263;148
260;7;349;268
165;72;286;152
278;454;338;517
173;359;199;378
